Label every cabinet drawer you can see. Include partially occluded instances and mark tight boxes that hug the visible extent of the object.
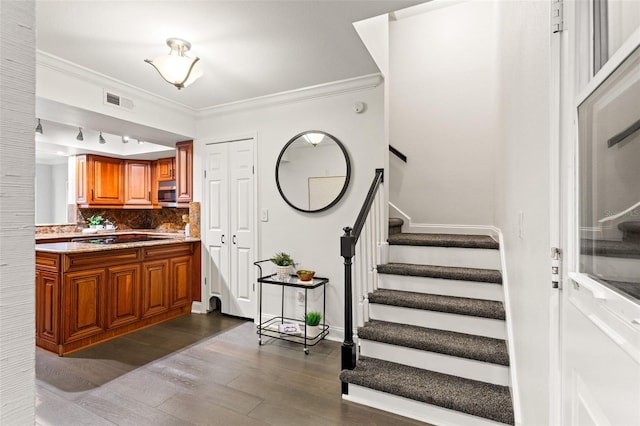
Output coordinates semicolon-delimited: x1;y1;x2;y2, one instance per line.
65;249;141;271
143;243;192;260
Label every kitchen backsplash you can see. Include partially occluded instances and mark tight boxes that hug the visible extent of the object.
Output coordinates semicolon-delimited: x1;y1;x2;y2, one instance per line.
77;208;190;232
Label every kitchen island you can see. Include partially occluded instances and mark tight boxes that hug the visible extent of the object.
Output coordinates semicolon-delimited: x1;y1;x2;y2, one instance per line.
36;233;200;355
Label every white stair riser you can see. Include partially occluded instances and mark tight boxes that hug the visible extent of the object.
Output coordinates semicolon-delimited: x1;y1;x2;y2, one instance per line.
360;340;510;386
389;245;500;269
378;274;503;302
369;304;506;339
344;385;511;426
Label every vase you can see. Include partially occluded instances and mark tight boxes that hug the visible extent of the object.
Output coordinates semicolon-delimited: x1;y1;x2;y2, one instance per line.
306;325;320;338
276;265;290;281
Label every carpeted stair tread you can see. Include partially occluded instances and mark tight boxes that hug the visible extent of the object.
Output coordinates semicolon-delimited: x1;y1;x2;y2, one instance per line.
581;238;640;259
359;320;509;365
378;262;502;284
388;233;499;249
389;218;404;235
619;221;640;242
369;288;505;320
340;357;514;425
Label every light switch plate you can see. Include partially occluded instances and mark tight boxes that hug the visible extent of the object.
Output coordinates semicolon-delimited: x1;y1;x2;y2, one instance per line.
261;208;268;222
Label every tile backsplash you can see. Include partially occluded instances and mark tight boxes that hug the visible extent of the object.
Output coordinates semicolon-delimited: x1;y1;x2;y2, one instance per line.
77;208;190;232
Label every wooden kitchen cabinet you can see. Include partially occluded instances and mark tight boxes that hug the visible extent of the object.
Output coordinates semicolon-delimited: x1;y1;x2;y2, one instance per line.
36;270;59;345
169;255;192;308
156;157;175;181
124;160;152;206
106;264;140;329
63;268;106;343
76;154;124;207
141;259;170;318
175;141;193;205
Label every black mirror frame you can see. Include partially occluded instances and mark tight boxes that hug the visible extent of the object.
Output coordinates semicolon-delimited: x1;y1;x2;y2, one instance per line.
275;130;351;213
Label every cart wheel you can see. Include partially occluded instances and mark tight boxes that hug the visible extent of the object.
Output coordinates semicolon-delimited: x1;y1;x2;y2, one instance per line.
304;348;309;355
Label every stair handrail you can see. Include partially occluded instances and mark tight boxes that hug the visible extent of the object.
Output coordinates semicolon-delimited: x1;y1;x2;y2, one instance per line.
340;168;384;393
389;144;407;162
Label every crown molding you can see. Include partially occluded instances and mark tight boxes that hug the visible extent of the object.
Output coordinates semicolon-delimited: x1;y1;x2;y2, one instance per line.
197;73;384;118
36;50;197;116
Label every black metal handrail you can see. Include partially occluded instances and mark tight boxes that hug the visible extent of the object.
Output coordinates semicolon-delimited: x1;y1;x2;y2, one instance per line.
389;144;407;162
340;168;384;394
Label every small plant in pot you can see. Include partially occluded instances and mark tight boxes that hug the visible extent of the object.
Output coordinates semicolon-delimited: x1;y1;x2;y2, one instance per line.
271;252;295;281
305;311;322;338
87;215;104;229
296;269;315;281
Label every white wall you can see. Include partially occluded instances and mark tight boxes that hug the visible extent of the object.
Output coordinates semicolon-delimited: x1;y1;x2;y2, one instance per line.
388;1;499;226
0;1;36;424
195;79;385;333
35;164;53;223
494;1;552;424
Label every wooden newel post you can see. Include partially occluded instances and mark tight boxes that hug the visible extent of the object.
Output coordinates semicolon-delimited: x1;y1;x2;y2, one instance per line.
340;226;356;394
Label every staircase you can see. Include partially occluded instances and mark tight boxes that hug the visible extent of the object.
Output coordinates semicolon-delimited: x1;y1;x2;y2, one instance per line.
340;219;514;426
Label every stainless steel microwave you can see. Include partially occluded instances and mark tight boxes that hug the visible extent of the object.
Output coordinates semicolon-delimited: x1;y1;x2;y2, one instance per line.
157;180;177;207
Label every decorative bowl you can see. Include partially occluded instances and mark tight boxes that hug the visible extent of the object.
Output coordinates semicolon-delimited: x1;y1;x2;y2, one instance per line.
296;270;315;281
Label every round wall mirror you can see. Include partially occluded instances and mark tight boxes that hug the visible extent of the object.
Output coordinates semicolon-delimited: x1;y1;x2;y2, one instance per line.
276;131;351;213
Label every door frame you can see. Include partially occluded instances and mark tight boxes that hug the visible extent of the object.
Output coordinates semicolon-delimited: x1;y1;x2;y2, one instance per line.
195;132;259;318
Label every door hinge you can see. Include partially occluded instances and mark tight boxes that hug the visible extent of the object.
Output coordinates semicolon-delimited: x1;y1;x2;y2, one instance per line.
204;277;207;287
204;170;207;179
551;247;562;289
252;165;255;175
552;0;564;33
253;282;255;292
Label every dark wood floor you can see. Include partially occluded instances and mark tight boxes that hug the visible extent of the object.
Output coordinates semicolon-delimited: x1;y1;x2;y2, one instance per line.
36;312;428;425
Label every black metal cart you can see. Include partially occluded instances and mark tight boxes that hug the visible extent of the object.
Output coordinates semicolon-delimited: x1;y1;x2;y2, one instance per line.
254;260;329;354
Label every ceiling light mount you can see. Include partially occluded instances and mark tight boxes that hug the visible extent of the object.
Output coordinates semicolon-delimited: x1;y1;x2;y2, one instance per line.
145;38;203;90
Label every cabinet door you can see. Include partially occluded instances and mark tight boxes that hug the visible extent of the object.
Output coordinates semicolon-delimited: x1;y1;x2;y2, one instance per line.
91;156;124;205
169;255;192;308
141;260;169;318
156;157;175;181
64;268;106;342
75;155;88;204
36;270;59;344
106;264;140;329
175;141;193;204
124;160;152;205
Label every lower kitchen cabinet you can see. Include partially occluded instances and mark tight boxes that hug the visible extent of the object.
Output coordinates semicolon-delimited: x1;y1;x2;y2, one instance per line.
63;268;106;343
142;259;170;318
35;240;199;355
106;264;141;329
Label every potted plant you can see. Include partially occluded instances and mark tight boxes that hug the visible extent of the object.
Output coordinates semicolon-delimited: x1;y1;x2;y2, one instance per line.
305;311;322;338
271;252;295;281
87;215;104;230
296;269;315;281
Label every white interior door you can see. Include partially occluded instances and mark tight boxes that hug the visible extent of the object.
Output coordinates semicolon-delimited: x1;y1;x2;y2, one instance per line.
559;4;640;425
204;139;255;319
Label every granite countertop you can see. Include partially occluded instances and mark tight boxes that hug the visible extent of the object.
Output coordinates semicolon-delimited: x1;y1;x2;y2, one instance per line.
36;230;200;254
35;229;183;241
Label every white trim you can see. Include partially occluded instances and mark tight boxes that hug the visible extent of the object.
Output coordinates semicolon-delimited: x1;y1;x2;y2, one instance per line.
497;230;522;426
197;74;383;117
388;202;499;238
36;50;196;114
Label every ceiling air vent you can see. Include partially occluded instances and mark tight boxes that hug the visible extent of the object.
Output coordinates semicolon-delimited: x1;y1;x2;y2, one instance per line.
103;90;135;110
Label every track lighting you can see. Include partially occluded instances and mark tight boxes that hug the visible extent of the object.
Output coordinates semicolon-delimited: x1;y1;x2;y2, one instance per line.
122;136;129;144
35;118;43;134
99;132;106;144
76;127;84;141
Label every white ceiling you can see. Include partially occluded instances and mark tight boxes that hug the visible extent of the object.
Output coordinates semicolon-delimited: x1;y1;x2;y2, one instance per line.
35;0;424;162
36;0;425;110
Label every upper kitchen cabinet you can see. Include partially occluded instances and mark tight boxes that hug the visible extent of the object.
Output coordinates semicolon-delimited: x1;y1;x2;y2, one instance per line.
76;155;125;207
156;157;175;182
124;160;152;206
175;141;193;206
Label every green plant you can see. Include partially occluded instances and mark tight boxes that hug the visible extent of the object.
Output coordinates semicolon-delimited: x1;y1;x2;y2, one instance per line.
87;215;104;226
270;252;295;267
305;311;322;326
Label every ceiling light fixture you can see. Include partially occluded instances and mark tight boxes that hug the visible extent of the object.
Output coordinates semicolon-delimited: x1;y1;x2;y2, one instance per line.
35;118;43;134
76;127;84;141
145;38;203;90
122;136;129;144
303;132;324;146
99;132;106;144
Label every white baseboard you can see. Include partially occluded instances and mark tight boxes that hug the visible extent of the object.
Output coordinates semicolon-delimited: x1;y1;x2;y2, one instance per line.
388;202;499;239
191;301;206;314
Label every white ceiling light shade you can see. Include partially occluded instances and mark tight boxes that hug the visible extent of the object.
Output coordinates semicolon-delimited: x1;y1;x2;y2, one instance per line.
303;132;324;146
145;38;203;90
76;127;84;141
